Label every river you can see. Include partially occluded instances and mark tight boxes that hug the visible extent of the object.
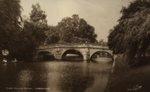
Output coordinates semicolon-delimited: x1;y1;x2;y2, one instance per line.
0;58;112;92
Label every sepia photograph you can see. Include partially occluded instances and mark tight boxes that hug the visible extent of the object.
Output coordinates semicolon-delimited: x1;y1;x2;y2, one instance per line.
0;0;150;92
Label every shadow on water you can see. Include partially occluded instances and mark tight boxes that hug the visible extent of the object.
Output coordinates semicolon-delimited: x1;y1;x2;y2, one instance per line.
59;75;94;92
0;57;113;92
36;51;55;61
0;62;48;92
90;57;113;64
58;63;94;92
62;55;83;61
90;51;113;64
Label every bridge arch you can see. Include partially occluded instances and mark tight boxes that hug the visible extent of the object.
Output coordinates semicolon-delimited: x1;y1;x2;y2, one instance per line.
90;51;113;60
36;51;55;61
61;49;84;61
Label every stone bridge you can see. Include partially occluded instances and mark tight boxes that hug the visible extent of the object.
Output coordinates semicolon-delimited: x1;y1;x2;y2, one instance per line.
34;43;113;61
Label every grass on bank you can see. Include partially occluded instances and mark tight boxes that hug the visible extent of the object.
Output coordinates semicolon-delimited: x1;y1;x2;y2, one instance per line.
106;55;150;92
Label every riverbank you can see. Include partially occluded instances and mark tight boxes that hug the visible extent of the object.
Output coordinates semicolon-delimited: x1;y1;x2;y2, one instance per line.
106;55;150;92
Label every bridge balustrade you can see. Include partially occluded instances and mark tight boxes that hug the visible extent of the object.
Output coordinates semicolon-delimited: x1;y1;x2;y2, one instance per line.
38;43;109;49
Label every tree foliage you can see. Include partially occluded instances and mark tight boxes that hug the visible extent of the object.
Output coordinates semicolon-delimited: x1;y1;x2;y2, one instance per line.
18;3;48;61
108;0;150;65
56;14;97;43
17;20;46;61
30;3;46;23
108;24;125;54
45;26;60;44
0;3;48;61
0;0;22;59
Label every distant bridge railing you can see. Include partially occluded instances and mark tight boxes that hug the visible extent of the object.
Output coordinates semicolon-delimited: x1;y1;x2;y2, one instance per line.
40;43;107;46
38;43;109;50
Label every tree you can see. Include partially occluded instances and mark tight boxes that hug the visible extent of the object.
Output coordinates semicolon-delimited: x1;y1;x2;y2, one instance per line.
108;24;125;54
29;3;48;45
0;0;22;59
45;26;60;44
30;3;47;24
18;20;46;61
121;0;150;62
16;3;48;61
108;0;150;66
56;14;97;43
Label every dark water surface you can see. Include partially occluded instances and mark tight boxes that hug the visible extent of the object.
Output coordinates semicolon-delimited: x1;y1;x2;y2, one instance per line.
0;58;112;92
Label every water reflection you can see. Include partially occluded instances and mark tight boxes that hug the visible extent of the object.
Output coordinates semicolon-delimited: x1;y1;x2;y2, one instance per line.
18;70;33;87
0;58;112;92
0;63;19;91
58;62;94;92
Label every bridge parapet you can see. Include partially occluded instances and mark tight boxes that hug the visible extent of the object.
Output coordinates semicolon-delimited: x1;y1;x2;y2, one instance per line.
38;43;109;49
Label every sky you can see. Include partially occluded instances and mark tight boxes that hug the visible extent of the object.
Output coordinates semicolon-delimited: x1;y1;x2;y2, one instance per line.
20;0;134;42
